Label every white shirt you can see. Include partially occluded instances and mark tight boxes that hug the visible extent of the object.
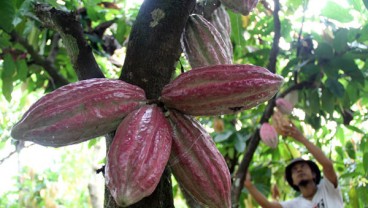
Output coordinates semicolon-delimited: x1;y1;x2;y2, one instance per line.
280;178;343;208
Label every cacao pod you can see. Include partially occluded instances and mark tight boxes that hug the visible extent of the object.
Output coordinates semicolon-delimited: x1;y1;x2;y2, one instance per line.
160;64;283;116
168;110;231;208
271;109;291;137
220;0;259;16
260;122;278;148
276;98;293;115
11;78;146;147
209;6;233;60
181;14;232;68
105;105;172;207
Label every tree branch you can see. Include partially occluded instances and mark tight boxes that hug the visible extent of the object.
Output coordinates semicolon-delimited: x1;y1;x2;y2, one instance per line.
0;143;34;165
9;31;69;88
34;4;105;80
266;0;281;73
231;0;281;206
120;0;196;99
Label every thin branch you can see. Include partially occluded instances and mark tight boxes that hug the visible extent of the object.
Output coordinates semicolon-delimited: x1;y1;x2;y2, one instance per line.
9;31;69;88
231;0;281;206
266;0;281;73
92;20;115;37
277;80;315;98
34;4;105;80
296;0;308;58
0;143;34;165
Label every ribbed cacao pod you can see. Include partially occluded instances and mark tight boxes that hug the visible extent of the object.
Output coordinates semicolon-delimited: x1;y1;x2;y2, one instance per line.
168;110;231;208
11;78;146;147
220;0;259;16
276;98;293;115
181;14;232;68
160;64;283;116
209;6;233;60
260;122;278;148
105;105;172;207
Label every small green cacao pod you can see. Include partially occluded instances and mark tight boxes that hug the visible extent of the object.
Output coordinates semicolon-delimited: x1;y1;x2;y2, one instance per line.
11;78;146;147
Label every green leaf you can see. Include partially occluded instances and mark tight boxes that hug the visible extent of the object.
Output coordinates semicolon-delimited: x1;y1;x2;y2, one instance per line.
306;115;321;130
300;63;320;79
333;29;348;53
349;188;359;208
333;57;365;85
335;127;345;144
16;59;28;81
364;0;368;10
346;125;365;134
2;54;16;101
0;1;15;32
315;42;334;59
345;141;356;159
335;146;345;160
309;90;320;114
326;78;345;97
214;131;233;143
0;34;12;48
363;152;368;174
235;133;246;152
358;24;368;42
88;138;97;148
321;88;335;115
321;1;353;23
322;64;339;79
229;11;247;56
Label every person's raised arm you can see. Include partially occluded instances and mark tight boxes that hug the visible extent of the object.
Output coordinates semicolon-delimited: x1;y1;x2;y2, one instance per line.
244;172;283;208
281;123;338;187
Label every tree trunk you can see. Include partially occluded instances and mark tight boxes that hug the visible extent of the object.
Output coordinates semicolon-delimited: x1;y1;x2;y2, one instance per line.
105;0;195;207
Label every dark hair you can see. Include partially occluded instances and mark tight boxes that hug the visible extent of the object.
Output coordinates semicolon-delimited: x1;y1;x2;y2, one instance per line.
285;158;321;192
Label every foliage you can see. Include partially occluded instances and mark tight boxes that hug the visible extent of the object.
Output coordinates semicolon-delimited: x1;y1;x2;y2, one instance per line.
0;0;367;207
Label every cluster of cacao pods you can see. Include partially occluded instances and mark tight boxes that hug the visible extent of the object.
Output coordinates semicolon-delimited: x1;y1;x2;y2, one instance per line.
11;63;283;207
261;92;296;146
260;92;297;148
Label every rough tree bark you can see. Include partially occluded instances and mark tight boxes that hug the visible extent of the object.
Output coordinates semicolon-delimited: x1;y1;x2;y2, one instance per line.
34;0;195;207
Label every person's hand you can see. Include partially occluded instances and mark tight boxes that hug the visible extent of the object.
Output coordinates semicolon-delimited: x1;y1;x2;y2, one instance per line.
244;171;253;188
280;122;305;142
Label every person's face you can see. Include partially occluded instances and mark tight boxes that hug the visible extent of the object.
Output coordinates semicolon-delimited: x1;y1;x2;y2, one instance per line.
291;162;315;186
